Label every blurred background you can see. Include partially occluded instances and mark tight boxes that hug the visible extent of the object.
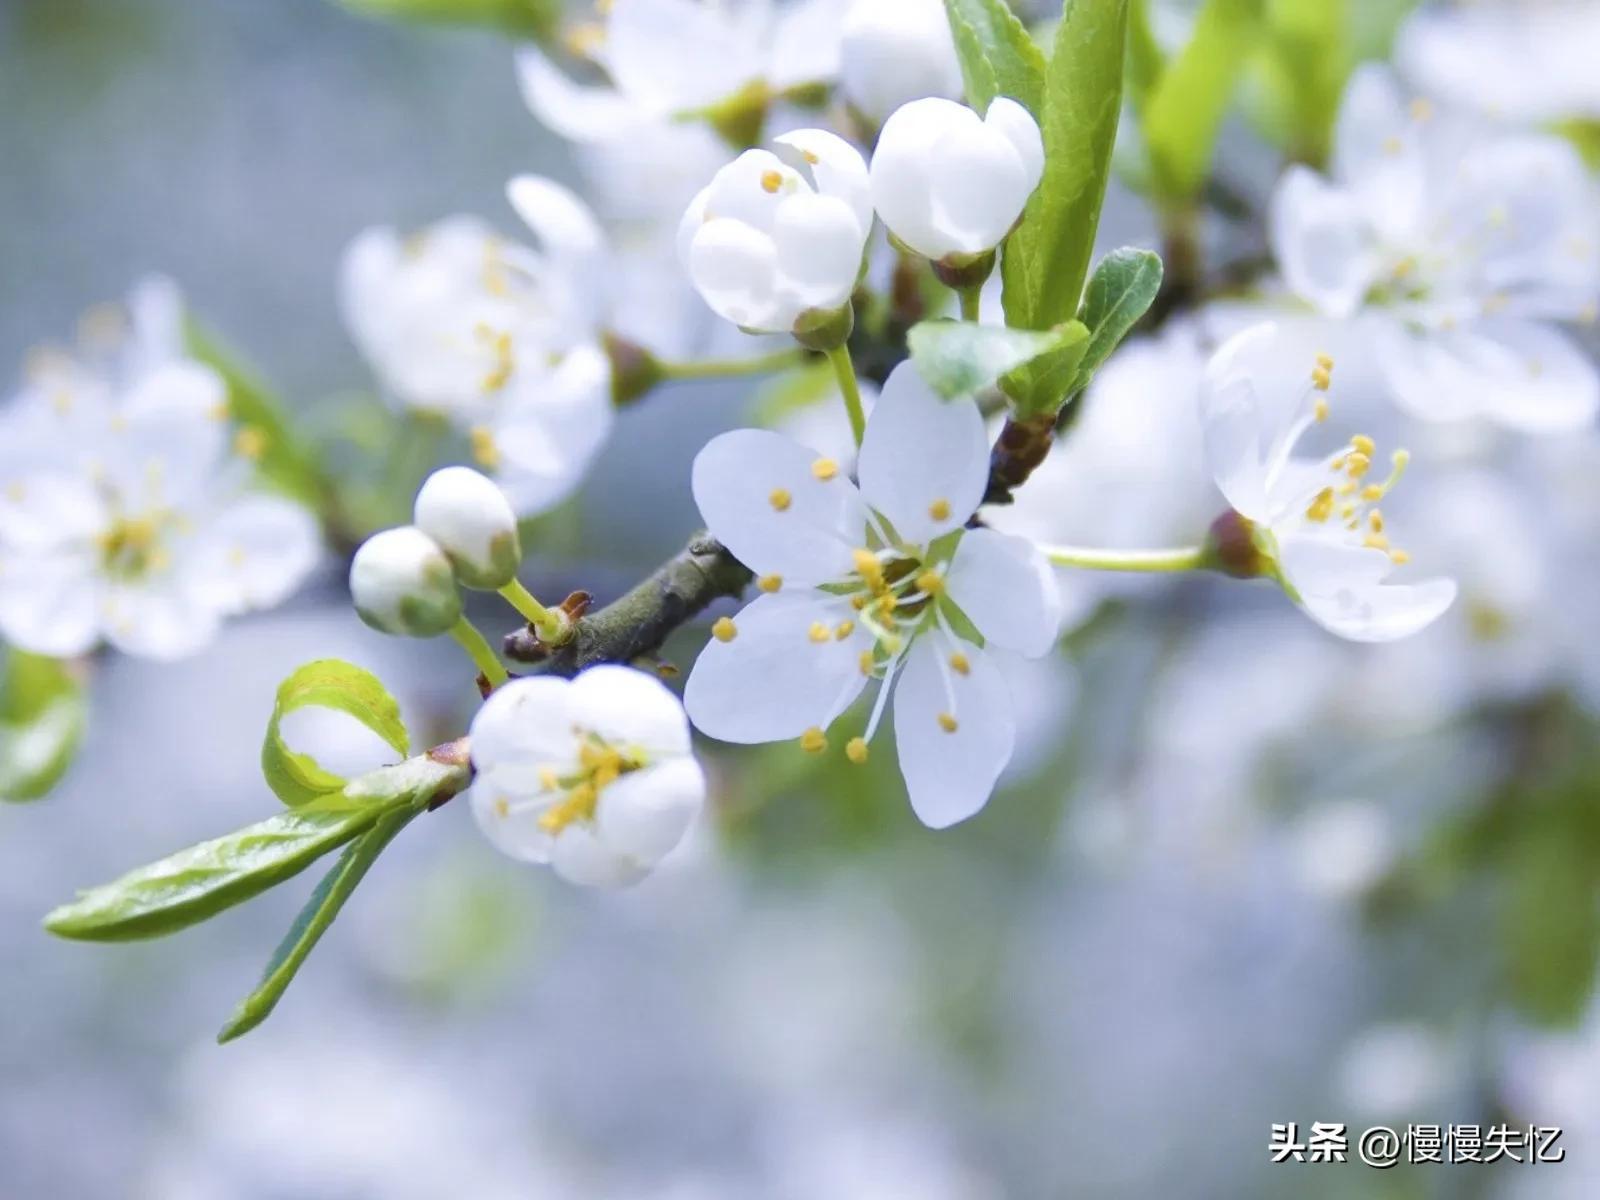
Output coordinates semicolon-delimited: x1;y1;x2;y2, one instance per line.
5;1;1600;1197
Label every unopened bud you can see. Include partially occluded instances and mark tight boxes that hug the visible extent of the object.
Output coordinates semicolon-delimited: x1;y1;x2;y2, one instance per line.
350;526;462;637
413;466;522;589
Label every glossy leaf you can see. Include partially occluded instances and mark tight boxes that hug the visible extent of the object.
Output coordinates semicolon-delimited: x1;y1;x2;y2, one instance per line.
0;650;87;803
999;322;1090;417
1001;0;1129;332
1075;248;1164;382
942;0;1047;115
217;807;416;1042
262;659;410;808
908;320;1078;400
44;754;463;943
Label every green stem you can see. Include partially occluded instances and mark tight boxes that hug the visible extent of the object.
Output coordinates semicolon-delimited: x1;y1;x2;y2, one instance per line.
1041;544;1207;573
658;347;806;381
825;344;867;446
498;579;567;644
959;286;982;323
449;618;508;687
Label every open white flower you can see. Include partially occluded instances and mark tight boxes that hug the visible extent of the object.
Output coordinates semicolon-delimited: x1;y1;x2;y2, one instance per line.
684;362;1061;828
1200;323;1456;643
468;665;706;888
340;177;616;515
678;129;872;336
0;281;321;660
868;96;1044;263
839;0;963;126
1269;64;1600;433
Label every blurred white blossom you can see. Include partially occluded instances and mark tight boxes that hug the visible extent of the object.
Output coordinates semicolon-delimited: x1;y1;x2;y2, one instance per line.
839;0;964;127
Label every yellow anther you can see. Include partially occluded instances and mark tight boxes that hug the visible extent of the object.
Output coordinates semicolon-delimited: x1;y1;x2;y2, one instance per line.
852;548;882;581
233;426;268;460
875;593;897;615
1361;484;1384;501
801;149;819;164
1311;366;1332;392
1305;487;1335;523
758;573;783;593
538;782;598;833
1392;256;1417;280
768;487;792;511
1410;97;1434;122
928;497;951;521
538;767;561;791
1315;353;1334;370
1368;510;1385;534
949;652;970;676
1336;480;1358;497
834;620;855;640
495;797;510;818
208;400;230;422
1389;548;1411;565
811;457;839;481
845;737;869;764
712;616;738;642
760;169;783;194
471;426;500;470
808;620;830;643
1313;398;1329;422
858;649;876;675
1382;135;1404;156
850;594;869;611
800;726;827;754
914;569;944;596
479;329;515;392
1350;435;1376;456
937;712;959;734
1345;453;1372;478
1363;532;1390;551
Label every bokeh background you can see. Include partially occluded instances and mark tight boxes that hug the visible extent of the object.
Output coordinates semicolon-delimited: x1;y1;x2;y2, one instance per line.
5;1;1600;1197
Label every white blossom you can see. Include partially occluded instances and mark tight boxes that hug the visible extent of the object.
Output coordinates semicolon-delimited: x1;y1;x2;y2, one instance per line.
340;177;616;515
0;279;320;660
467;665;706;887
1200;322;1457;642
1269;64;1600;432
412;466;522;590
348;527;461;638
684;361;1061;828
839;0;964;127
869;95;1044;263
678;129;872;335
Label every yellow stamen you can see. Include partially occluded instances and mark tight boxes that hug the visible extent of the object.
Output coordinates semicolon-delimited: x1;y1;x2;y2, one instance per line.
769;487;792;512
811;457;839;481
495;797;509;818
808;621;830;643
928;498;951;521
852;548;882;581
834;620;855;640
1389;549;1411;565
800;726;827;754
471;426;500;470
875;593;897;615
937;712;959;734
1410;97;1434;122
758;573;783;593
858;649;876;675
949;652;970;676
850;594;869;612
1345;453;1372;478
1311;366;1332;392
1350;435;1376;456
760;169;783;194
1363;532;1390;551
712;616;738;642
233;426;268;460
1313;398;1329;422
914;570;944;596
538;767;561;791
1305;487;1335;523
845;737;869;765
1368;510;1385;534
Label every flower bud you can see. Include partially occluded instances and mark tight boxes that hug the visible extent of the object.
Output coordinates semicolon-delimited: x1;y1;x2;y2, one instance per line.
840;0;964;127
349;526;462;637
413;466;522;589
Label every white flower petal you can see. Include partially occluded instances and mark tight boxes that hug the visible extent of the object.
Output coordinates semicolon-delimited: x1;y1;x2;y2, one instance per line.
551;824;647;888
1270;166;1378;319
985;97;1044;190
891;637;1014;828
684;591;871;744
925;115;1032;255
773;128;872;232
692;428;868;583
468;676;577;775
606;0;755;113
188;494;321;614
505;174;608;282
1279;536;1456;643
768;0;849;90
1332;64;1426;242
515;46;638;141
868;97;955;258
687;217;785;331
101;577;222;661
490;343;616;516
0;550;99;657
468;773;557;865
567;664;693;759
943;528;1062;658
857;361;986;544
594;757;705;864
771;193;866;311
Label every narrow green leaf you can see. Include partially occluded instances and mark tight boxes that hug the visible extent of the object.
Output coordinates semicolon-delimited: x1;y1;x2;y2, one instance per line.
1141;0;1263;201
185;319;327;511
1001;0;1130;332
999;322;1090;417
942;0;1047;114
0;650;87;803
907;320;1073;399
338;0;560;40
262;660;410;809
1125;0;1166;115
218;807;416;1042
44;754;463;943
1075;248;1164;381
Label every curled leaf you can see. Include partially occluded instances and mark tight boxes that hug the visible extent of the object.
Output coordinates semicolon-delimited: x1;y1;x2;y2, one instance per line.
262;659;410;808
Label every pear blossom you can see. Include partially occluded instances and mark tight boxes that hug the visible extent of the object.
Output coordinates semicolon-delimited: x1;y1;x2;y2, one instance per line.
1269;65;1600;433
348;527;462;638
678;129;872;335
868;96;1044;264
0;280;320;661
412;466;522;589
340;177;616;514
467;665;706;887
684;361;1062;828
1200;323;1457;643
839;0;964;126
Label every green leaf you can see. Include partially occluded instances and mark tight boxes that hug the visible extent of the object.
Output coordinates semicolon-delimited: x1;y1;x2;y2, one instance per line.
999;322;1090;418
185;319;328;511
1503;824;1600;1027
44;754;464;943
0;650;87;803
907;320;1077;400
1141;0;1263;201
942;0;1047;114
262;660;410;808
217;807;416;1042
1074;248;1164;382
1001;0;1130;333
338;0;559;40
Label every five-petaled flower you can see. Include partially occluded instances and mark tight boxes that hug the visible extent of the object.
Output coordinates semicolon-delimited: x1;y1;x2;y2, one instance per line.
468;665;706;888
1270;64;1600;433
1200;323;1457;643
684;361;1062;828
